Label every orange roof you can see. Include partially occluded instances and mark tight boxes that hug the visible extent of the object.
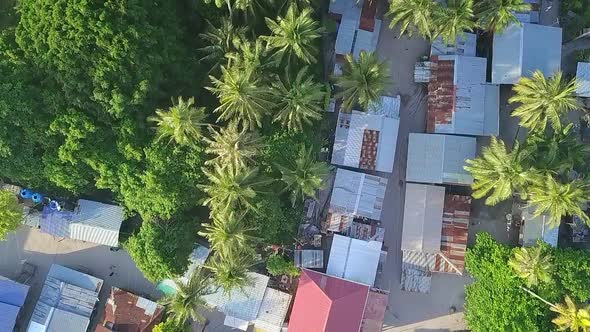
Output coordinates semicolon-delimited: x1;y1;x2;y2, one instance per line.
95;288;164;332
434;195;471;274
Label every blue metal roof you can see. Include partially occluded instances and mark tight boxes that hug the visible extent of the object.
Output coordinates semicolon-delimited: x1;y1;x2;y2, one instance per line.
0;278;29;307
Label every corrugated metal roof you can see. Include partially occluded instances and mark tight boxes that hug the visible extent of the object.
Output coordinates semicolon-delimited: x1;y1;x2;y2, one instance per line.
492;23;562;84
401;184;445;252
361;291;388;332
431;33;477;56
327;234;382;286
46;308;90;332
406;134;475;185
522;207;559;247
46;264;102;291
0;302;20;332
254;288;292;332
330;168;387;221
203;272;269;322
335;17;357;56
329;0;362;17
400;251;435;293
294;250;324;268
353;20;381;60
0;277;29;307
68;200;123;247
577;62;590;97
433;195;471;274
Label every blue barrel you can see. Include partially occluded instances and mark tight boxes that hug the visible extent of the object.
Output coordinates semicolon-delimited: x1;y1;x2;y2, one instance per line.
20;189;33;199
32;193;44;203
49;200;61;211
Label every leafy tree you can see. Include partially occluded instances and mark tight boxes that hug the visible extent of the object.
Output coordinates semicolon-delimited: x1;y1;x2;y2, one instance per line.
259;131;317;175
125;219;197;282
204;122;264;170
0;190;22;240
149;97;207;146
200;165;271;215
199;19;247;73
387;0;437;39
271;67;325;132
464;137;534;205
528;176;590;226
553;248;590;302
263;4;322;66
433;0;477;45
509;246;554;288
207;249;256;293
509;71;581;133
277;145;331;206
335;51;390;112
550;296;590;332
208;66;272;130
476;0;530;33
152;320;187;332
161;268;213;326
266;253;300;277
198;211;257;255
248;195;302;245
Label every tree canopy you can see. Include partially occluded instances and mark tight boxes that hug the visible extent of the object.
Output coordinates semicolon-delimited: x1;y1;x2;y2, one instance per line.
0;190;22;240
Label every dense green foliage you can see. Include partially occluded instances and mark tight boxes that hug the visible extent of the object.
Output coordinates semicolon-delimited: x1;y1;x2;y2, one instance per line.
560;0;590;40
0;189;22;240
266;253;300;277
152;320;188;332
465;233;590;331
161;268;212;326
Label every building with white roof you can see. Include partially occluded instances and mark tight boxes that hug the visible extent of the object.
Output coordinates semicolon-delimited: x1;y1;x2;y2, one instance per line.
324;168;388;232
492;23;562;84
253;288;292;332
332;96;401;173
430;33;477;57
427;55;499;136
327;234;382;286
521;207;559;247
27;264;103;332
406;133;476;186
576;62;590;98
0;277;29;332
401;184;445;254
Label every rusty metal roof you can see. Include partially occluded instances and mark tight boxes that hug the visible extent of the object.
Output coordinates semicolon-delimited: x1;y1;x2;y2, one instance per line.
433;195;471;274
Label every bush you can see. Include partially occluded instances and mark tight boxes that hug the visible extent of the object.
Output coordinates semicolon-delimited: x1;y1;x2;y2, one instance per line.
0;190;22;240
153;320;187;332
266;253;300;277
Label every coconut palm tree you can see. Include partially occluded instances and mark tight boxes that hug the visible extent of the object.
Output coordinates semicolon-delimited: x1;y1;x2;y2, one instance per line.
204;122;264;170
277;145;331;206
148;97;207;146
476;0;530;33
387;0;437;40
160;267;213;326
200;165;271;215
271;67;325;132
508;246;554;288
263;4;322;67
335;51;390;112
464;137;535;205
551;296;590;332
509;71;581;133
226;38;270;76
208;66;272;130
523;123;590;175
528;175;590;226
433;0;478;45
198;211;257;255
207;249;256;293
199;19;247;73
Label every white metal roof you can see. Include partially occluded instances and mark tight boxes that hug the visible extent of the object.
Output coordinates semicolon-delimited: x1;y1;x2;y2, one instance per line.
68;200;124;247
329;0;362;17
254;288;292;332
401;184;445;253
203;272;269;322
492;23;562;84
431;33;477;56
327;234;382;286
406;133;476;185
335;16;357;56
522;207;559;247
329;168;387;220
353;19;382;59
576;62;590;97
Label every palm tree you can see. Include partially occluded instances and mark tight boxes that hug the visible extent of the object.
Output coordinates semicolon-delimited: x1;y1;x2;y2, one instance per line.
464;137;535;205
148;97;207;146
198;211;257;255
263;4;322;67
277;145;331;206
208;66;272;130
529;176;590;226
161;267;213;326
200;165;270;215
508;246;553;288
387;0;437;40
523;123;590;175
551;296;590;332
226;38;270;76
509;71;581;133
207;249;256;293
271;67;325;132
199;19;247;73
433;0;477;45
204;122;264;170
335;51;390;112
476;0;530;33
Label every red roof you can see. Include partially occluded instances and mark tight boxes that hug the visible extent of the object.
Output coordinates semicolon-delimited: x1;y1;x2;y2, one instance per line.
427;56;456;133
95;288;164;332
288;269;370;332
